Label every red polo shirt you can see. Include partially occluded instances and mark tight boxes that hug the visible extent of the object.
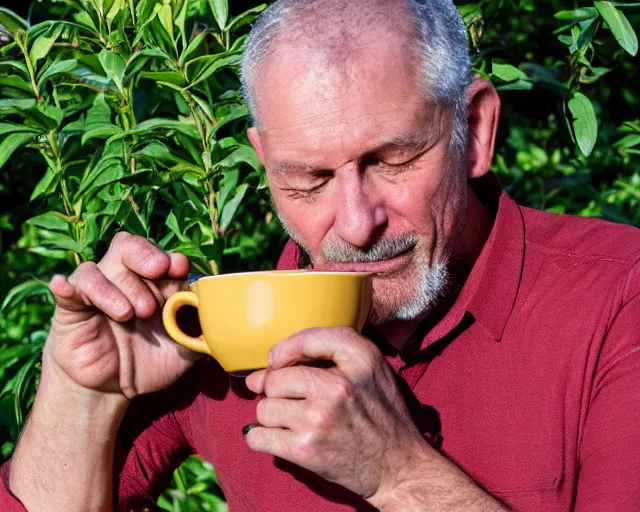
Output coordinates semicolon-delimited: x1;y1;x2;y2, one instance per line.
2;180;640;511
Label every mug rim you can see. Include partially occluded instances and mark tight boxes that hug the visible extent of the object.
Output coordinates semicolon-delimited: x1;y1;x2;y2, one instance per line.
195;270;372;282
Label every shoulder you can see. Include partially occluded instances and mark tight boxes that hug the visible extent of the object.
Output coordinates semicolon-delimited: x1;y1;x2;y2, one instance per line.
520;205;640;271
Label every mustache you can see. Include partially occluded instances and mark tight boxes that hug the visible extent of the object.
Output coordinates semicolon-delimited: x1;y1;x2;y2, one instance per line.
322;234;419;263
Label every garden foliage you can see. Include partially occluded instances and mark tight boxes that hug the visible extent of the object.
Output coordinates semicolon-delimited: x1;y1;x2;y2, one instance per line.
0;0;638;509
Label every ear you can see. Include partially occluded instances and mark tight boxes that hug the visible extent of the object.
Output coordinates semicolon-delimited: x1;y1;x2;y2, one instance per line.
466;78;501;180
247;127;266;166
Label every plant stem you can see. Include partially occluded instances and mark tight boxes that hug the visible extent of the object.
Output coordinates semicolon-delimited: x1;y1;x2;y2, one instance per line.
15;32;41;100
47;131;82;265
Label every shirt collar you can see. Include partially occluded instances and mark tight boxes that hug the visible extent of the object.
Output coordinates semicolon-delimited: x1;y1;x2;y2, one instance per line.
275;174;526;347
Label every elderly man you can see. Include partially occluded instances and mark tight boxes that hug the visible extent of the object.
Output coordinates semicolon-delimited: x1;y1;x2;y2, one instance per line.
2;0;640;510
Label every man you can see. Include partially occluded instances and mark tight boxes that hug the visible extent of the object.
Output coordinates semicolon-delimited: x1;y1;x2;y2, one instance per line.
2;0;640;510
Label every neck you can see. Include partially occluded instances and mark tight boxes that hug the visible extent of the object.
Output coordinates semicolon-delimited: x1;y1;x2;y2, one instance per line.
374;188;494;352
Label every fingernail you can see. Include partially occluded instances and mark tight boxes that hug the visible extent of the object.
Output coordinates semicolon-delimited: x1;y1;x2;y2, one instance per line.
242;423;258;436
267;350;275;368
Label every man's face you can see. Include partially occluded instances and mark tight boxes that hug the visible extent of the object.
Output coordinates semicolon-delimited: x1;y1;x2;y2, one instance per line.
249;35;469;325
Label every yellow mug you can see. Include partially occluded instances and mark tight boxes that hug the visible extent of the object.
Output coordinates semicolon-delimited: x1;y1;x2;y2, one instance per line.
162;270;372;374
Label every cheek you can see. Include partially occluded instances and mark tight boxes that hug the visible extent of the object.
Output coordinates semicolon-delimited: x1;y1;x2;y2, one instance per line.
272;191;334;254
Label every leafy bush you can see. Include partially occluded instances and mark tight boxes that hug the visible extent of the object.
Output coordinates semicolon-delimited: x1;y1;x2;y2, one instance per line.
0;0;638;509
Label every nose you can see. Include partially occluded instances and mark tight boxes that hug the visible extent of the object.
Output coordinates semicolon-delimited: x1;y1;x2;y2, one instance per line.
333;168;388;248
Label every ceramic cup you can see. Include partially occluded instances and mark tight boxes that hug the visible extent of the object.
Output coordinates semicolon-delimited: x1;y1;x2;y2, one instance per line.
162;270;372;375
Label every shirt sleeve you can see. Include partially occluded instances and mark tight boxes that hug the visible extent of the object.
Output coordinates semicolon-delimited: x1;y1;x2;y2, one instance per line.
574;262;640;511
0;460;26;511
114;368;199;511
0;366;199;512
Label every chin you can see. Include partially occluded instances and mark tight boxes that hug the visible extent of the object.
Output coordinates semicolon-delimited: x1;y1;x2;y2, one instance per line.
366;260;450;325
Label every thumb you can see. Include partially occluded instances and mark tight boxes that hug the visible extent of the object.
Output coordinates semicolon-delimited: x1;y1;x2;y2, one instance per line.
49;274;91;312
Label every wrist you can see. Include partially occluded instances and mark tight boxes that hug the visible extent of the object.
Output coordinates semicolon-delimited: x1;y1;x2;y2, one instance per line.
28;355;130;436
367;437;436;511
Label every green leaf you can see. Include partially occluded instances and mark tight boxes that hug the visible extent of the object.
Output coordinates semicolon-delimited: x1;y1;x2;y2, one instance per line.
212;105;249;137
0;61;28;77
138;71;187;88
0;7;28;33
208;0;229;30
0;74;32;93
227;5;267;33
0;123;40;137
98;49;127;89
29;27;63;66
491;62;528;82
76;158;125;199
166;211;189;242
496;79;534;91
39;231;83;253
216;169;239;212
220;183;248;232
615;134;640;149
567;92;598;157
554;8;598;22
186;53;241;87
595;1;638;56
30;165;60;201
0;280;53;315
0;98;37;115
218;145;262;173
26;212;72;232
82;94;123;145
0;133;35;170
107;118;200;143
157;2;175;41
37;59;78;90
181;31;208;63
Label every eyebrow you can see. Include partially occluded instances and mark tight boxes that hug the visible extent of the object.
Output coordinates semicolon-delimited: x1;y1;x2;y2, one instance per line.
270;132;431;176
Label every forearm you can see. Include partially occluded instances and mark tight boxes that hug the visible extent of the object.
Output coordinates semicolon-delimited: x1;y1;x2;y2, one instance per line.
9;363;129;512
371;445;508;512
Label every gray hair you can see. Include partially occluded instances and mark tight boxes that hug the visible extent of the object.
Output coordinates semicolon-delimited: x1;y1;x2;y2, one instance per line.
240;0;471;156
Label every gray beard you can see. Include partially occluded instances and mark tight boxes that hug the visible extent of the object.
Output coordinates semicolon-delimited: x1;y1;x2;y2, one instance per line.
387;260;449;321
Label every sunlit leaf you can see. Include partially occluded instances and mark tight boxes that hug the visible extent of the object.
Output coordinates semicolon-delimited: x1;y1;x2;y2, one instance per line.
98;49;127;89
220;183;248;232
0;74;32;93
28;26;63;66
491;62;528;82
568;92;598;157
208;0;229;31
595;1;638;56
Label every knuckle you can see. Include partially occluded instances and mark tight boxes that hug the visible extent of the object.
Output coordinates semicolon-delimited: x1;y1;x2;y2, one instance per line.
70;261;97;283
329;377;352;403
294;431;317;459
110;231;131;249
308;405;334;432
256;399;275;425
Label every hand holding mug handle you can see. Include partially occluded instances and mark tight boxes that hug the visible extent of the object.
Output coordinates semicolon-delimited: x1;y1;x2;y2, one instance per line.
162;292;212;355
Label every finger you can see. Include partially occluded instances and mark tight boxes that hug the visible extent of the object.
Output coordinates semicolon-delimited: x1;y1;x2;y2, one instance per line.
100;265;163;319
166;252;190;279
245;369;268;394
268;327;378;379
256;398;307;429
259;366;346;399
244;426;298;461
66;263;134;321
100;232;171;280
49;274;87;312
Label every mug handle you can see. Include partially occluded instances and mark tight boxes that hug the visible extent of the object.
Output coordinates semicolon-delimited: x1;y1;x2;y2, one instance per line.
162;291;212;355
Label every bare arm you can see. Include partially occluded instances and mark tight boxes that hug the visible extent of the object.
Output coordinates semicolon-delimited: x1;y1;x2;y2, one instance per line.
369;448;508;511
10;364;128;512
8;233;198;511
